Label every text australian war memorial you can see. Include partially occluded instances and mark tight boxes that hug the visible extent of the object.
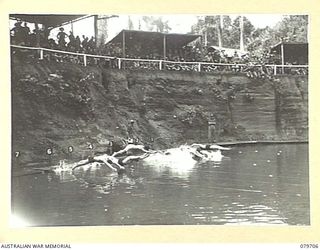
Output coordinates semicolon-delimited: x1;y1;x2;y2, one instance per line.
10;14;309;226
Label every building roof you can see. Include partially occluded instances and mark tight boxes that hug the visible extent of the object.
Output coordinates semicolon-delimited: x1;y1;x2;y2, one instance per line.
270;41;308;65
107;29;201;48
9;14;89;28
270;41;308;52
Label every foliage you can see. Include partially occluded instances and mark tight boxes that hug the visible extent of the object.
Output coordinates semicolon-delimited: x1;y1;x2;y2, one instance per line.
247;15;308;55
191;15;255;49
191;15;308;55
142;16;172;33
273;15;308;43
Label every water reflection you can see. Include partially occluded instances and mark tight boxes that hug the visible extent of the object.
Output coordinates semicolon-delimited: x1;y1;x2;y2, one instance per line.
47;170;77;183
71;163;142;195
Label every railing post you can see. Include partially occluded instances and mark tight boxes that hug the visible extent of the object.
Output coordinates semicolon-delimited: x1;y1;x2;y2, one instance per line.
274;65;277;75
39;49;43;60
198;62;201;72
159;60;162;70
83;54;87;66
118;58;122;69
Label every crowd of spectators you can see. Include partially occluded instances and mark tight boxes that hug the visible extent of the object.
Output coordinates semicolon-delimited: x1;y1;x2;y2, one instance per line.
10;22;97;54
10;21;307;76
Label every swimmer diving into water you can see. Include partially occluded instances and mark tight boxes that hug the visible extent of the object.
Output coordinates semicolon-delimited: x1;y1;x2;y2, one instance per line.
191;143;231;151
71;155;123;172
188;144;231;162
40;143;230;175
112;144;155;157
178;145;207;160
72;153;151;172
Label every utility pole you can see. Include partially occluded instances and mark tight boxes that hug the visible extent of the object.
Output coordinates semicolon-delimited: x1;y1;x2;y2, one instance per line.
204;30;208;47
94;15;98;44
217;15;223;48
239;15;244;51
128;15;133;30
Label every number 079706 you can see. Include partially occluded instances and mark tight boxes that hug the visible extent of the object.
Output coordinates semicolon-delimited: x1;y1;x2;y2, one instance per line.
300;244;319;248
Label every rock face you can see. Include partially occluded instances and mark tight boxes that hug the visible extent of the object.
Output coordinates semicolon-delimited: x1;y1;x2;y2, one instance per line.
11;57;308;165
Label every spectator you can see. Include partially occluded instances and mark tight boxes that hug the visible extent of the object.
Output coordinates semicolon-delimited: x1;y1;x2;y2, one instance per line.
39;27;49;48
9;22;305;77
43;26;52;40
81;35;89;52
10;21;24;45
75;36;81;52
127;120;136;140
29;29;37;46
69;31;75;43
67;31;76;51
20;22;30;45
48;38;58;49
57;27;67;50
87;36;96;54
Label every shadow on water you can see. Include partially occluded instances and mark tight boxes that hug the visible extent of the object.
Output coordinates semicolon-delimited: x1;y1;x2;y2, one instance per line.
11;144;309;226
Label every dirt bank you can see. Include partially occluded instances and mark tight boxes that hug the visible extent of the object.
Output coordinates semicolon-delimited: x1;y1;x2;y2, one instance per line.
11;56;308;165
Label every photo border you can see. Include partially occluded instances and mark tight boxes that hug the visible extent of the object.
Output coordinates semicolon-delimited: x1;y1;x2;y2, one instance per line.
1;0;319;243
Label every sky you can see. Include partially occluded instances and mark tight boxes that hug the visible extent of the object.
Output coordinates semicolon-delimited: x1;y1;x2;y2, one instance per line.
47;14;285;42
10;14;285;43
244;14;284;28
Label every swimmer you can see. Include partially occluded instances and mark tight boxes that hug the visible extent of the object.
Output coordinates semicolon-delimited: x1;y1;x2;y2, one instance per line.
112;144;155;157
198;149;223;162
72;153;150;172
72;155;123;172
179;145;207;160
111;153;150;167
191;143;231;151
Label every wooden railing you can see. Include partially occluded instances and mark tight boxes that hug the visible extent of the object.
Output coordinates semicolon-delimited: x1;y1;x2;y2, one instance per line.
11;44;115;66
11;45;308;76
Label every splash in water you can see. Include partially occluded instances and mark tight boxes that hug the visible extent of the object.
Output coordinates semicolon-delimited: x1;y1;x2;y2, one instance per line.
141;145;228;177
35;143;230;183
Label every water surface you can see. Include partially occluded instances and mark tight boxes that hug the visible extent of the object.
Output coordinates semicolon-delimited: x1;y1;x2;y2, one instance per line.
11;143;309;226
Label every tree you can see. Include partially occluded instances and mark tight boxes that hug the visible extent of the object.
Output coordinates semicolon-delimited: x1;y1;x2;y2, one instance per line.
142;16;171;33
142;16;154;31
191;16;224;47
191;15;308;56
246;26;275;56
191;15;255;50
128;16;134;30
227;16;255;50
273;15;308;43
246;15;308;56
